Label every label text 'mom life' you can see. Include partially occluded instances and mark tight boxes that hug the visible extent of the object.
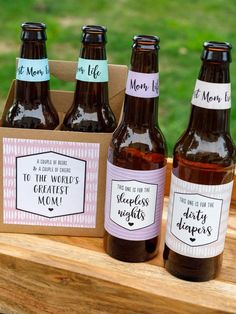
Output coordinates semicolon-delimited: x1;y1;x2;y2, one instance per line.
130;79;149;91
26;67;44;77
202;91;222;103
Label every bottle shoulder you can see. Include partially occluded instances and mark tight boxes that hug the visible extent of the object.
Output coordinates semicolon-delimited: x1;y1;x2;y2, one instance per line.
4;99;59;129
63;100;117;132
174;129;235;164
111;123;167;153
108;123;167;170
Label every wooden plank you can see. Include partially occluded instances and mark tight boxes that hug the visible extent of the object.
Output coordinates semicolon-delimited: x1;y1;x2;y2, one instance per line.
0;201;235;314
0;234;236;313
0;253;225;314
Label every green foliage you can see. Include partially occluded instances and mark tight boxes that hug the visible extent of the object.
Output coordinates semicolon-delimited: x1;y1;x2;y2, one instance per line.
0;0;235;154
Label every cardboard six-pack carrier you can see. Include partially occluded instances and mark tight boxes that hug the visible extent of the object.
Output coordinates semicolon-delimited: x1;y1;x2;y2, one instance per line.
0;60;128;237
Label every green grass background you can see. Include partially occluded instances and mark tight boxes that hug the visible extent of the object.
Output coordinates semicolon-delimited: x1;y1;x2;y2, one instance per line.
0;0;235;155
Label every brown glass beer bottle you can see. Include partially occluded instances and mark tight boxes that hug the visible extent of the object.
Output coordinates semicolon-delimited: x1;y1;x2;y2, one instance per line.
104;35;167;262
164;42;235;281
3;22;59;129
62;25;117;132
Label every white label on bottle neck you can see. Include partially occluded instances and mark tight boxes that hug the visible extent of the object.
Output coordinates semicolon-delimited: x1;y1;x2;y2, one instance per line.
165;173;233;258
16;58;50;82
125;70;159;98
76;58;108;82
191;79;231;109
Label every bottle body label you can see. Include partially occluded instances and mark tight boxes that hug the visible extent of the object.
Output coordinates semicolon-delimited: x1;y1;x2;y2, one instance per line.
105;161;166;241
125;70;159;98
16;58;50;82
165;173;233;258
191;79;231;109
76;58;108;82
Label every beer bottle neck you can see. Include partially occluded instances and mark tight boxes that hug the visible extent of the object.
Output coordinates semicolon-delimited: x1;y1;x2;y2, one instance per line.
188;61;231;133
20;40;47;59
80;42;106;60
123;49;158;127
123;97;157;127
198;61;230;83
188;106;230;133
74;42;108;109
130;47;158;73
16;40;49;101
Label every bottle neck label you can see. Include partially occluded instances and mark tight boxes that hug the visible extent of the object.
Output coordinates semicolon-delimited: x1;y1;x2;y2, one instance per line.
16;58;50;82
125;70;159;98
165;173;233;258
191;79;231;109
76;58;108;82
104;161;166;241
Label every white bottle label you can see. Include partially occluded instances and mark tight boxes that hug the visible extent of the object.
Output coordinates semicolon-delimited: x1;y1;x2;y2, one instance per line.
125;70;159;98
105;161;166;241
76;58;108;82
165;173;233;258
110;180;158;230
16;58;50;82
191;79;231;109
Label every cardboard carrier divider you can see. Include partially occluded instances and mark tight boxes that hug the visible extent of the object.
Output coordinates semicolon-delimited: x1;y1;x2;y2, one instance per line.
0;60;128;236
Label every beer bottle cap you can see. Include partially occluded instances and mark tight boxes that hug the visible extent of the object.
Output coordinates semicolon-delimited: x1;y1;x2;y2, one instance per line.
21;22;47;41
81;25;107;44
202;41;232;62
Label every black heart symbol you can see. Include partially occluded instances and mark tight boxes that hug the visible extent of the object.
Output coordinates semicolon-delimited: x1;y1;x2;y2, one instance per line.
190;238;196;242
128;222;134;226
48;208;54;211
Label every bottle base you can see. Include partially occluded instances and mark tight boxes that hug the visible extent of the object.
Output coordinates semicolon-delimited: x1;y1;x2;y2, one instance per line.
163;245;222;282
104;232;158;263
164;261;218;282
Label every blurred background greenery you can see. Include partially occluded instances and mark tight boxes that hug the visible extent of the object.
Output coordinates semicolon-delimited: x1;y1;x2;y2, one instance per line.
0;0;235;155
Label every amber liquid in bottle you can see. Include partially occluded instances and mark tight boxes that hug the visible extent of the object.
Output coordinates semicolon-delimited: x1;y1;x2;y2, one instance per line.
104;36;167;262
163;42;235;281
3;22;59;129
62;25;117;132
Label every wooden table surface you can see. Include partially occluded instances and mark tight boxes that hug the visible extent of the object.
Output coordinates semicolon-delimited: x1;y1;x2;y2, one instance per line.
0;197;235;314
